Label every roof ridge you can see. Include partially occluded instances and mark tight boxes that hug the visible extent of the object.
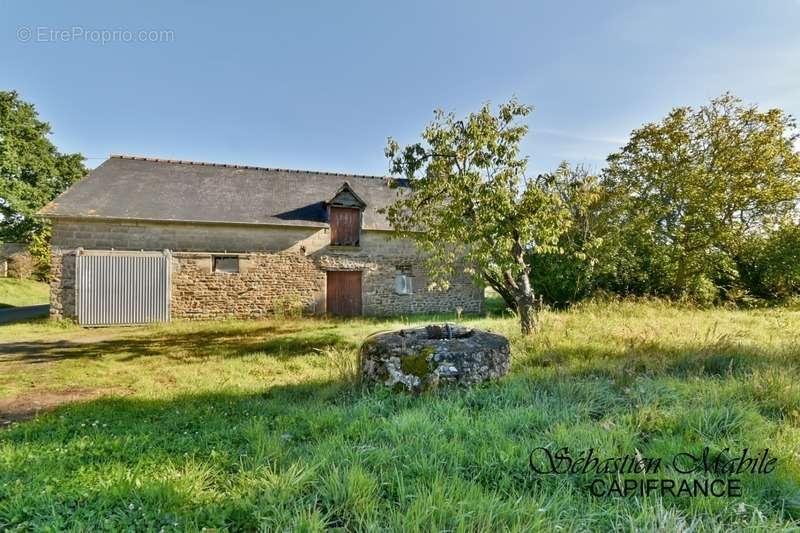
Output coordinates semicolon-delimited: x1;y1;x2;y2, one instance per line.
109;154;389;180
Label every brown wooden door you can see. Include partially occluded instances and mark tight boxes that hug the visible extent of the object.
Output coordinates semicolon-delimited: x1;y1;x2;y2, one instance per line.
327;271;362;316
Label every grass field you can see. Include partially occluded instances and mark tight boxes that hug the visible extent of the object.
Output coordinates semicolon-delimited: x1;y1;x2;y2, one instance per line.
1;300;799;531
0;278;49;308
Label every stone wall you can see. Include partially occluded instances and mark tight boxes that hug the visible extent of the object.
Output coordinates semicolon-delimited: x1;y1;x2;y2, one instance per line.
51;218;320;252
49;218;484;321
171;252;325;320
318;252;482;316
49;250;76;320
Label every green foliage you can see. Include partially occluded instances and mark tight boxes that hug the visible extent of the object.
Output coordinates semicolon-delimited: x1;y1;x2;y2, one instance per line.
1;303;800;529
546;93;800;305
736;223;800;300
0;91;87;242
384;99;571;333
602;94;800;298
27;224;52;281
757;224;800;297
527;162;604;306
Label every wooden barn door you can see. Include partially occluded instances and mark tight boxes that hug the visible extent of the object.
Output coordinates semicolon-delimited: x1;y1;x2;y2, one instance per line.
327;271;362;316
329;207;361;246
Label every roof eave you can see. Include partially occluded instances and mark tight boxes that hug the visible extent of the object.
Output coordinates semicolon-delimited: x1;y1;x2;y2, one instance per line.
39;213;399;232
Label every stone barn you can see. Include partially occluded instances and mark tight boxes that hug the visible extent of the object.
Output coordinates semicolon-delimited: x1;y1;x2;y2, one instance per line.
38;155;483;325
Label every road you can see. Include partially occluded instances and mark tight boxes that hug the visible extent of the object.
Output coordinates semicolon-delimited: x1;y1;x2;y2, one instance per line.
0;305;49;324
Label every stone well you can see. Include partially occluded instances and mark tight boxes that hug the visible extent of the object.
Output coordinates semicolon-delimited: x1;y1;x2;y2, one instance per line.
360;323;510;393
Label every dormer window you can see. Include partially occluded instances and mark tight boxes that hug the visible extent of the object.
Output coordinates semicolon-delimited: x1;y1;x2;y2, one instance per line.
328;182;366;247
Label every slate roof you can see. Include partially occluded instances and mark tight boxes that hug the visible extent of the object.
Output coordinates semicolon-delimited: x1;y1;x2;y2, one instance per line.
39;155;409;231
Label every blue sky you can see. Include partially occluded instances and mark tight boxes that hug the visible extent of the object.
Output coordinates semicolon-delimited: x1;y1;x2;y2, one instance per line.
3;0;799;176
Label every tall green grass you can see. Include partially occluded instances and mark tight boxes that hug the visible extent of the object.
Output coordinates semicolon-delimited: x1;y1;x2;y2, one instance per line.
0;300;799;530
0;278;49;308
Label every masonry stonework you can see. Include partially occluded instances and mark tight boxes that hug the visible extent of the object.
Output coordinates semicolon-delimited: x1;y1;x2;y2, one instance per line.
170;252;325;320
49;249;75;320
49;218;484;321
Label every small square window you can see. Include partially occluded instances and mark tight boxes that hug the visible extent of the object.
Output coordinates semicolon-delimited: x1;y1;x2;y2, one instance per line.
213;256;239;273
394;267;413;295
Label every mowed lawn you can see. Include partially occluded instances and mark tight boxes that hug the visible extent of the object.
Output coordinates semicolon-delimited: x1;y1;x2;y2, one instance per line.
0;278;49;308
1;301;799;531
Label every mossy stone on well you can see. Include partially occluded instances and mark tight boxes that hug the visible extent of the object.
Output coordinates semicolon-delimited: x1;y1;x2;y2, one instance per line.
400;347;436;377
359;324;510;393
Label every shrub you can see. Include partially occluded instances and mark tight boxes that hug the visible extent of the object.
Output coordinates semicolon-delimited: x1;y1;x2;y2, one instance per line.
272;295;306;319
6;251;34;279
684;275;719;307
28;227;52;282
736;224;800;300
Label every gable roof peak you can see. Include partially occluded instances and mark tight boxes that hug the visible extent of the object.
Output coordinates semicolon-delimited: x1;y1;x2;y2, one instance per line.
329;181;367;209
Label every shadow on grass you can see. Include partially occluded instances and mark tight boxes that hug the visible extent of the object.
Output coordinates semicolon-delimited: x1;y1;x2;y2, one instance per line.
0;325;354;364
3;299;800;529
5;341;798;465
517;336;800;390
3;368;799;531
0;379;385;458
6;327;799;432
0;308;488;366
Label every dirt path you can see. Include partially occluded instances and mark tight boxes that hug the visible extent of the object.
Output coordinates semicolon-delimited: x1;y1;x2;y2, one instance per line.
0;388;129;427
0;330;136;427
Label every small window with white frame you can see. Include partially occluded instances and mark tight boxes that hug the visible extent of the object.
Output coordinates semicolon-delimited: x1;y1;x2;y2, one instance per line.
394;265;413;295
213;255;239;273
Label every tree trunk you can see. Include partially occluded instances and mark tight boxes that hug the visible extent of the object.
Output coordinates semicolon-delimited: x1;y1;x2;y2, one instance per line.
517;292;537;335
675;256;688;298
516;272;538;335
509;229;538;335
481;270;517;310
